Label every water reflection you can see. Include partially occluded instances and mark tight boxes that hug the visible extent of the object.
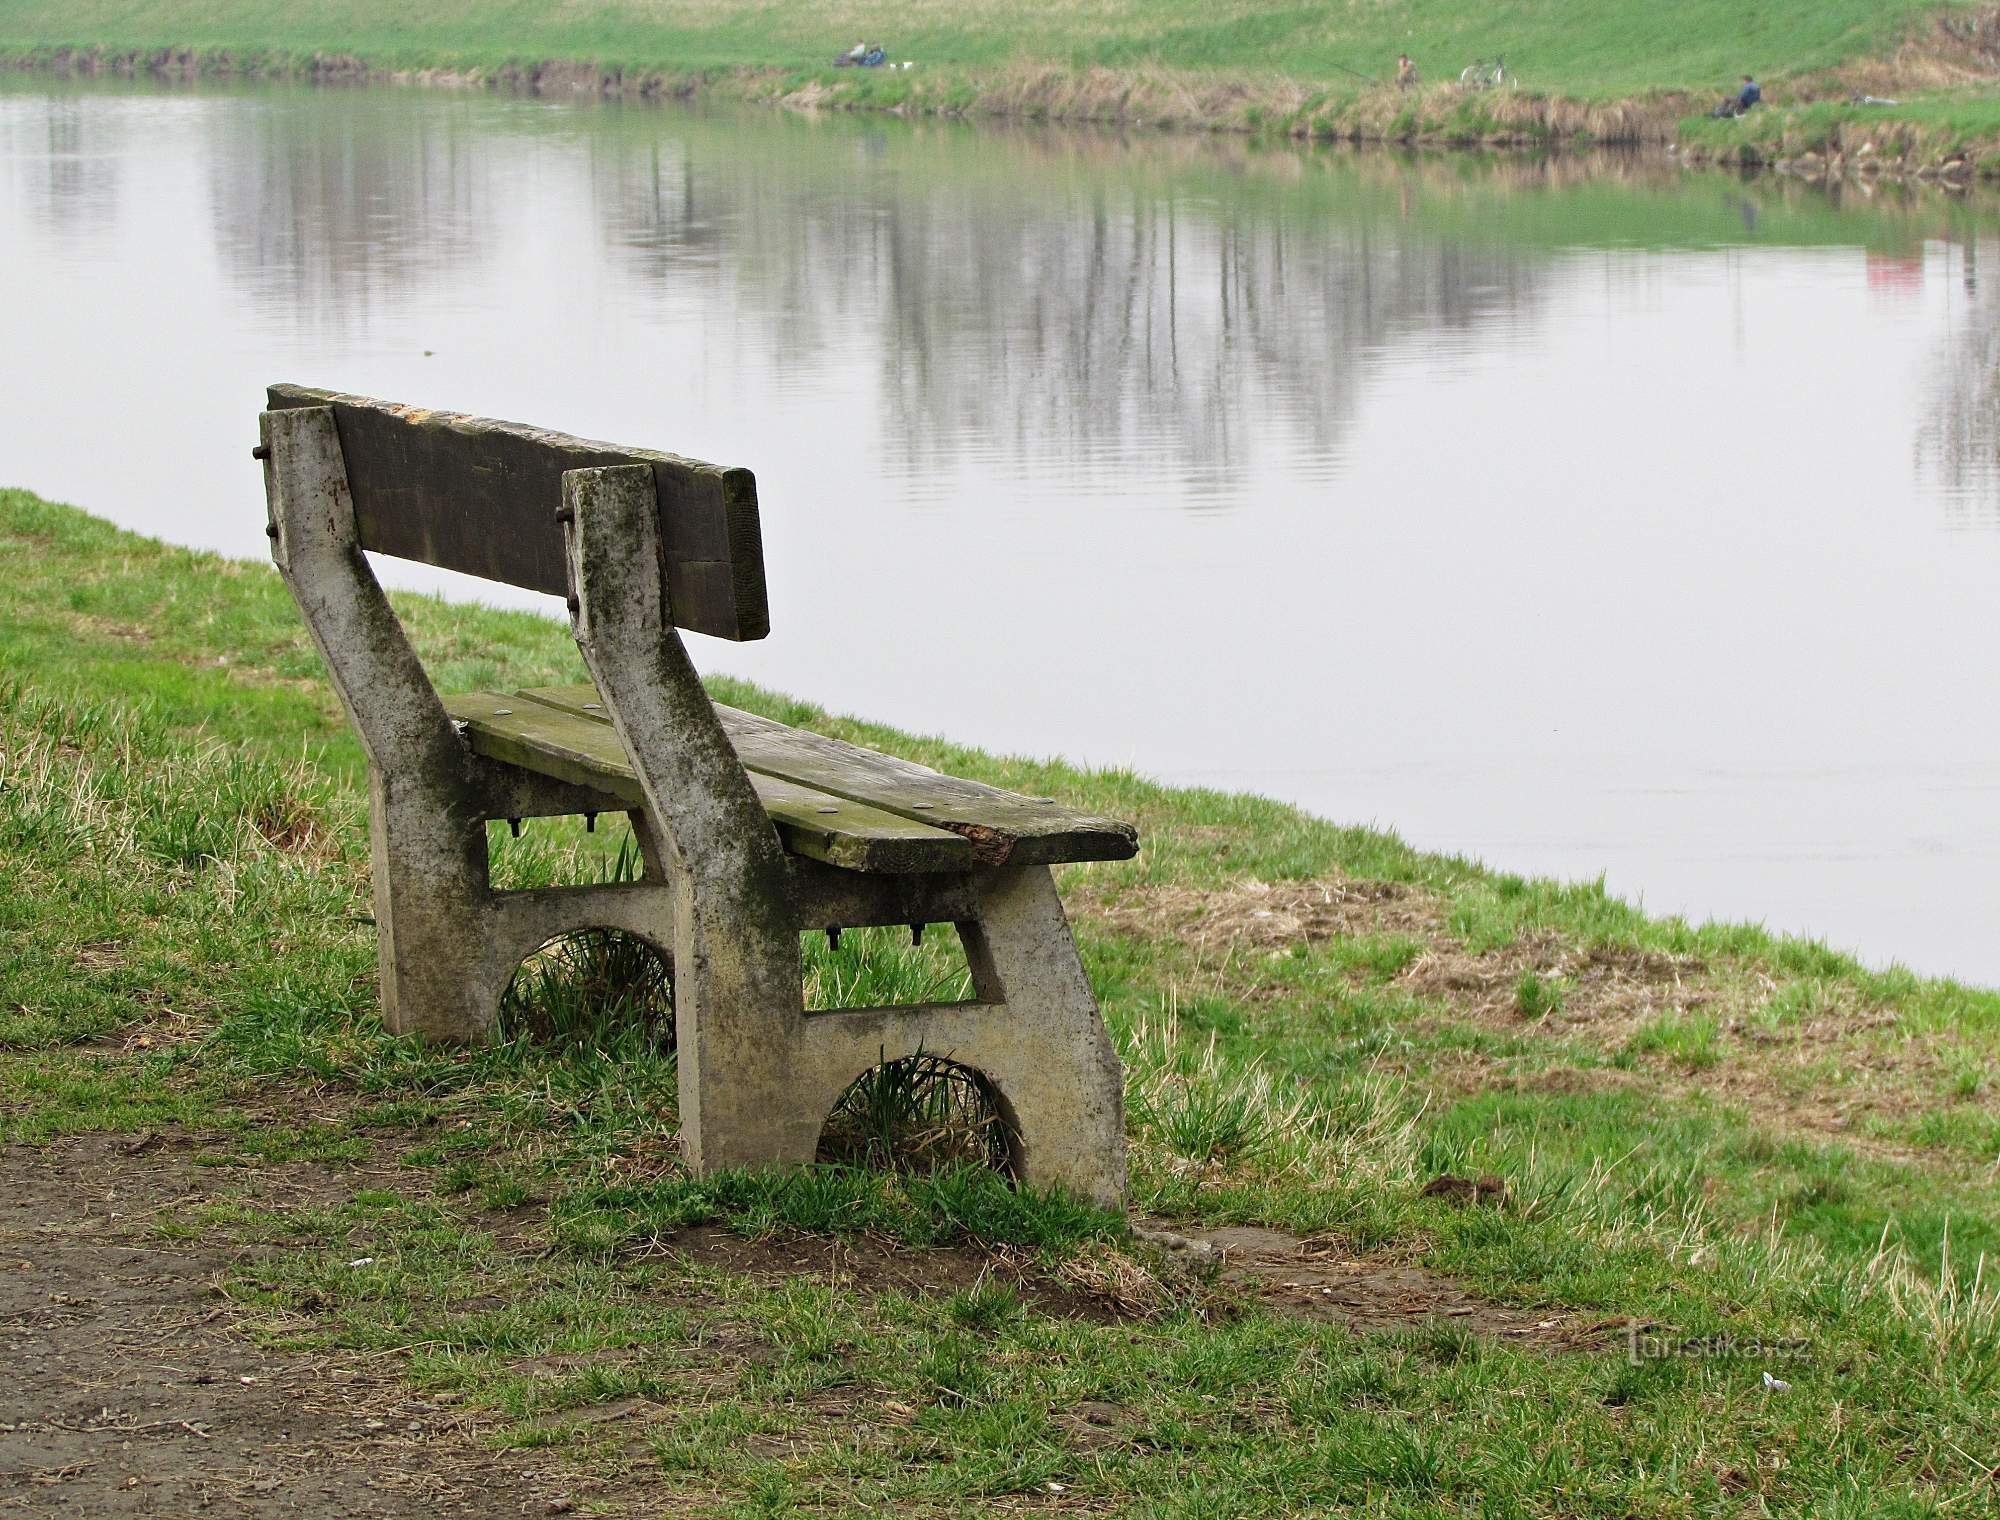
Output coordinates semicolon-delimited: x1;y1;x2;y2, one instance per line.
630;156;1543;496
1916;235;2000;525
201;95;492;334
6;78;2000;985
12;95;121;239
578;123;1556;496
30;80;1983;519
175;91;2000;517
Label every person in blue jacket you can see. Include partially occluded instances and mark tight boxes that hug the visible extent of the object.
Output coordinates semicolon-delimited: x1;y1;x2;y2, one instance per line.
1711;75;1761;117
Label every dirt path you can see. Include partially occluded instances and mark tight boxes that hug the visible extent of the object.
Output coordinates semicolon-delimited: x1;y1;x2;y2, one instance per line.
0;1133;575;1519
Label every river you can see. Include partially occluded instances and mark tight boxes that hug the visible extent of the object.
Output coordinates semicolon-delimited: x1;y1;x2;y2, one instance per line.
5;77;1999;984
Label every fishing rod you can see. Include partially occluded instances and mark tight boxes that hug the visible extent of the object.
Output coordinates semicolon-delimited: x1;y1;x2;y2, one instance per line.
1328;60;1381;86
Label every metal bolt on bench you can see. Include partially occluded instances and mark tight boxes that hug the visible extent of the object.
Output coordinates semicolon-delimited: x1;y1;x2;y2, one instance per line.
256;386;1135;1207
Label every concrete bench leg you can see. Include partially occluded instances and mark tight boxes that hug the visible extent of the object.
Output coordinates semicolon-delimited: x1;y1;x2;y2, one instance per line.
264;406;680;1043
629;852;1129;1200
262;405;496;1042
562;464;816;1174
787;866;1127;1209
367;769;498;1041
957;867;1128;1206
563;463;1125;1205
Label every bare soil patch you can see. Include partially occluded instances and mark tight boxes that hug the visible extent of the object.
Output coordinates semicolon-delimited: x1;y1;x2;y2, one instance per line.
650;1217;1595;1346
1133;1219;1603;1349
1;1116;1597;1519
0;1132;614;1518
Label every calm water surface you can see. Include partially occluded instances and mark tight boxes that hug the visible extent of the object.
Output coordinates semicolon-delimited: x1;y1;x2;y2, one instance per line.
5;80;2000;983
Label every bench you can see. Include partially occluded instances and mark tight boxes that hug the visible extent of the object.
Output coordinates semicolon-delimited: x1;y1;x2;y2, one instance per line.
256;386;1134;1206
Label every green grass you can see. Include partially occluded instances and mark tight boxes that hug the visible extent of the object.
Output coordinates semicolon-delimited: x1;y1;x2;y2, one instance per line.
0;0;1990;134
1621;1012;1724;1070
5;485;2000;1513
1512;970;1565;1022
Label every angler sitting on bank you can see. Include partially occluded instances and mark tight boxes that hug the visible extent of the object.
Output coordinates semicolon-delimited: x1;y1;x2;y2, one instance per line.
1709;75;1761;117
834;41;888;67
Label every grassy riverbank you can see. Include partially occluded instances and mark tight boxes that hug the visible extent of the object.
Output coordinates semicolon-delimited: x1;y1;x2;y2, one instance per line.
4;486;2000;1513
1681;90;2000;177
4;0;2000;163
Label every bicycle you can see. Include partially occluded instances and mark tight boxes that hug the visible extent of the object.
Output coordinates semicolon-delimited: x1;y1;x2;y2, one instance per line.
1459;57;1508;90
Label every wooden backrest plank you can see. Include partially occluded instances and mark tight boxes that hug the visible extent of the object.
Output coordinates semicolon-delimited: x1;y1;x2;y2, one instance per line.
515;684;1139;868
267;385;769;642
441;692;975;874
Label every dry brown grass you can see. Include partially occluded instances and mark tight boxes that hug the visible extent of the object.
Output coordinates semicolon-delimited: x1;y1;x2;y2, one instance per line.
1048;1239;1185;1319
1384;923;1974;1150
1086;873;1445;954
1081;869;2000;1163
1426;1055;1960;1167
1398;933;1708;1037
1310;83;1691;145
1830;4;2000;96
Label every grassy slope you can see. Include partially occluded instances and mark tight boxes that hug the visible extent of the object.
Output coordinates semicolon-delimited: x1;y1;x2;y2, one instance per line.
0;0;1989;145
0;0;1948;93
4;487;2000;1514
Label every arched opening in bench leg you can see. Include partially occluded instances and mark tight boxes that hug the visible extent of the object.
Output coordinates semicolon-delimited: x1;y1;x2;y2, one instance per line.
816;1053;1020;1178
497;927;676;1055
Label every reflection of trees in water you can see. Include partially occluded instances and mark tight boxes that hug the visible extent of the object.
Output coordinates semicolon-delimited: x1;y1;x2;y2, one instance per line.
202;97;488;336
5;97;121;238
596;137;724;283
1916;235;2000;526
880;197;1539;497
186;92;2000;516
591;126;1544;498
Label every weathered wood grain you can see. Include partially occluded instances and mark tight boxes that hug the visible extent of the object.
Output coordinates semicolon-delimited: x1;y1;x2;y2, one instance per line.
266;385;769;642
514;684;1139;867
443;692;977;874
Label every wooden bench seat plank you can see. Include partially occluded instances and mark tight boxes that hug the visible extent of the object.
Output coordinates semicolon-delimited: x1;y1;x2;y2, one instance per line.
442;693;976;875
514;684;1139;868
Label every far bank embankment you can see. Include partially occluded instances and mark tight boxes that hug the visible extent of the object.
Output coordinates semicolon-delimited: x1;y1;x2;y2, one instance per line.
4;0;2000;179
